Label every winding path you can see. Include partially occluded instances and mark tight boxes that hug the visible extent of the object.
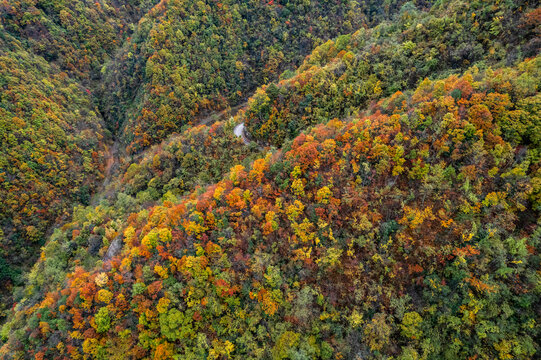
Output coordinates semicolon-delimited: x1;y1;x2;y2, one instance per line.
92;103;253;208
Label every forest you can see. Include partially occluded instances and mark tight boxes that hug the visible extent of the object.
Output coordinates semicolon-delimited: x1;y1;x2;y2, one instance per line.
0;0;539;359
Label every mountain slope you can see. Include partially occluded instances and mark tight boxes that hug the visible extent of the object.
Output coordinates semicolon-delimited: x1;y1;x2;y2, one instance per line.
0;30;108;300
241;0;540;146
0;0;165;313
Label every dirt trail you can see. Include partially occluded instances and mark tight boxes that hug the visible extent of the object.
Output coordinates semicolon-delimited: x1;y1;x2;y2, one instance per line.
104;142;118;176
198;102;246;127
90;140;120;206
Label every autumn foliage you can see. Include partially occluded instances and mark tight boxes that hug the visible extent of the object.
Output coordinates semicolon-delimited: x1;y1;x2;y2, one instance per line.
2;59;539;359
0;1;539;358
0;31;107;298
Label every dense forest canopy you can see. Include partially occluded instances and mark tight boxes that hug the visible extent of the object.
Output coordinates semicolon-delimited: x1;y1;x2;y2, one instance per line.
0;29;108;299
243;0;540;146
1;0;158;79
0;0;539;359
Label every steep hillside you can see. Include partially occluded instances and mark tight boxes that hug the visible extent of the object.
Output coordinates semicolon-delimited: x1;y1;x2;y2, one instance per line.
0;30;108;302
0;0;161;313
242;0;540;146
1;59;539;359
0;0;159;79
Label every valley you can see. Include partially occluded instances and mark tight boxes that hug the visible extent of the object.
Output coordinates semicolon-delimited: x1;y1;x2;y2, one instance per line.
0;1;539;359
